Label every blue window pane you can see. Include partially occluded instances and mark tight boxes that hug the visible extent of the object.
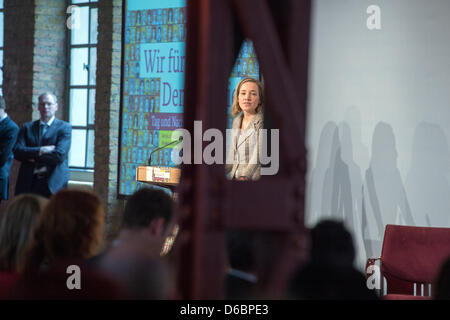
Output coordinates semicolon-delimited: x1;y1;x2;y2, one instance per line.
70;47;89;85
88;89;95;125
70;89;88;126
69;129;87;167
90;8;98;44
70;6;89;45
0;12;3;47
0;50;3;86
87;130;94;168
89;47;97;85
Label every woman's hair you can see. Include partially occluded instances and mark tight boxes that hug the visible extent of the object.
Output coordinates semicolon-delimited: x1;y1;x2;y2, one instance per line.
231;77;264;116
0;194;47;272
20;189;104;274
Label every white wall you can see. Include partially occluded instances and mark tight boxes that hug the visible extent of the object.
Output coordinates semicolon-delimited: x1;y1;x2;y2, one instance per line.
306;0;450;270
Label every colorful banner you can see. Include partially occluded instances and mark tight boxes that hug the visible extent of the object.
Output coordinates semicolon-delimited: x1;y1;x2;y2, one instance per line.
119;0;259;196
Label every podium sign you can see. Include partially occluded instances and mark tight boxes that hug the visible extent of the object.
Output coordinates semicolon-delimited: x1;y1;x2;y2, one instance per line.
136;166;181;188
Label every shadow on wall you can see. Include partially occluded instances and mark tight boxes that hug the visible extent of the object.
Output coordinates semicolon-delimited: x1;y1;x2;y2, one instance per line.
321;125;352;227
307;121;338;226
338;121;365;267
405;122;450;228
307;118;365;269
307;108;368;230
344;106;369;173
307;118;433;270
361;122;415;262
306;113;450;271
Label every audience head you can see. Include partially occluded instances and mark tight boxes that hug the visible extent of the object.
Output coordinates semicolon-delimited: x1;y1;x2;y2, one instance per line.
309;219;355;268
21;189;104;273
121;187;173;238
288;219;377;300
231;77;264;116
93;188;175;299
0;194;47;272
288;262;377;300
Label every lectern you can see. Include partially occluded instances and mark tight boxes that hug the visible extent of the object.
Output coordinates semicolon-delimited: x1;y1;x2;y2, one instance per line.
136;165;181;195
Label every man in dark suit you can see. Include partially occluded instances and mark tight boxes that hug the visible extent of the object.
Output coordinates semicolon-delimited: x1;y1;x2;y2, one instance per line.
14;93;72;198
0;96;19;206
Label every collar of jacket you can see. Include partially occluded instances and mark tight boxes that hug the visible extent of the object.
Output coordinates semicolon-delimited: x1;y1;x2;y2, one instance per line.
235;112;263;129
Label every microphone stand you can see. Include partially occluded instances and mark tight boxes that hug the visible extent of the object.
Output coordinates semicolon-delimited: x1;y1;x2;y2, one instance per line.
148;136;183;165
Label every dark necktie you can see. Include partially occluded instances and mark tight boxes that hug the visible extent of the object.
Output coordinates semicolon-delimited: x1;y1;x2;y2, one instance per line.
40;124;48;144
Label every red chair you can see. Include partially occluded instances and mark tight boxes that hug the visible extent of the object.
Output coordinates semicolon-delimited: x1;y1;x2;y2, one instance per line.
367;224;450;300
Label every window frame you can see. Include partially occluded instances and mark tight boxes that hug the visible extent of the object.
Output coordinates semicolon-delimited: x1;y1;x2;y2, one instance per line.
66;0;98;171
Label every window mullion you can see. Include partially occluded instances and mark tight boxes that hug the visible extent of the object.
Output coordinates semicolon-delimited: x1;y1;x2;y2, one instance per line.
84;7;91;168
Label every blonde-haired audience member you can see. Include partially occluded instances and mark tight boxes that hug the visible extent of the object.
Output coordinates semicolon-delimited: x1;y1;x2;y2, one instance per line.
10;189;124;299
0;194;47;298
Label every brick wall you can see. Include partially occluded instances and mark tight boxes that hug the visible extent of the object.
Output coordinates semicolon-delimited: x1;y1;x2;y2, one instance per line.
4;0;66;124
95;0;124;241
32;0;67;120
3;0;35;125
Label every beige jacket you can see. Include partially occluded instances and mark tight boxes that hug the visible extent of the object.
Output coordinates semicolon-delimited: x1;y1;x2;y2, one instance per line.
225;112;263;180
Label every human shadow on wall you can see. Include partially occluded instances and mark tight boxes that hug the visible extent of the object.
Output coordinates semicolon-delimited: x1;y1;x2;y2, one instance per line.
362;122;415;259
307;121;337;226
339;122;363;231
344;106;370;174
405;122;450;228
338;121;366;269
321;126;352;224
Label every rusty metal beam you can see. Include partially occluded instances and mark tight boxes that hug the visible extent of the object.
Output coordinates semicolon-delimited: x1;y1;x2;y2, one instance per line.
175;0;311;299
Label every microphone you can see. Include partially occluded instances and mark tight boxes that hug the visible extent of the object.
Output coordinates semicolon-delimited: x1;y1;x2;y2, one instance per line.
148;135;183;165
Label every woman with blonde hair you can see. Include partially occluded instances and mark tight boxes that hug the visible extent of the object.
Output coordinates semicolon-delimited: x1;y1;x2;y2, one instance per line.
7;189;121;299
0;194;47;297
225;77;264;181
0;194;47;271
20;189;105;274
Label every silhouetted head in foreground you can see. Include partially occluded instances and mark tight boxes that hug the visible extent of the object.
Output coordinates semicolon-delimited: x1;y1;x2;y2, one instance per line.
309;220;355;268
288;219;377;300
